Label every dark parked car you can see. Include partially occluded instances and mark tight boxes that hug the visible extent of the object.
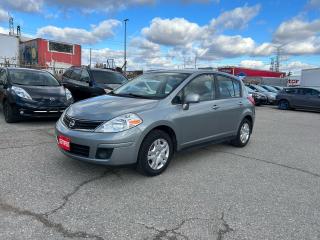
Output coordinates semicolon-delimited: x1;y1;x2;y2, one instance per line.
245;86;267;106
0;68;73;123
62;67;128;101
276;87;320;111
247;84;277;104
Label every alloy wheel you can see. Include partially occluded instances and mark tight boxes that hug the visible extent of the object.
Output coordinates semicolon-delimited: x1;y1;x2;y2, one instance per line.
147;138;170;170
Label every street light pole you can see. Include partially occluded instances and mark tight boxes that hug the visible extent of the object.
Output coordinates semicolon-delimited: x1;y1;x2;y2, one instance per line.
124;19;129;73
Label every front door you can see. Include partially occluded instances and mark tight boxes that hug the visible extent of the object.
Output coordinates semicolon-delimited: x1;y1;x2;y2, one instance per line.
173;74;221;146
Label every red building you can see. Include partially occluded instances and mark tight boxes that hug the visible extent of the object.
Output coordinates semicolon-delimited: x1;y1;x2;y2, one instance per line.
20;38;81;73
218;66;286;78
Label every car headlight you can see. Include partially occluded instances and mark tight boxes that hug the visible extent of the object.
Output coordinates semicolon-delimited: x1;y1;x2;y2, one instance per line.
95;113;142;133
11;86;32;100
65;88;73;100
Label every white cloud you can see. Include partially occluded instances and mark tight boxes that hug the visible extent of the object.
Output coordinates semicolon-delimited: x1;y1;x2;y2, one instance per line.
36;19;121;44
272;18;320;55
0;8;8;22
210;4;261;30
239;60;267;69
282;61;317;75
1;0;43;13
142;17;204;46
273;18;320;43
200;35;256;59
306;0;320;8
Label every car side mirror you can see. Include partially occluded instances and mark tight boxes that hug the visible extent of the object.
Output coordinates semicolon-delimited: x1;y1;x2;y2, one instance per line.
182;93;200;110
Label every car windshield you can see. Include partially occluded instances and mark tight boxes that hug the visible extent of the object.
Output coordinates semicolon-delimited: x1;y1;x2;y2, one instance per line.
245;86;254;93
262;85;278;92
112;72;190;99
9;69;60;86
91;70;128;84
252;85;268;92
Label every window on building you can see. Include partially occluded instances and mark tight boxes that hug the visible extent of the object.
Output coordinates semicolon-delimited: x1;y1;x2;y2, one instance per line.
49;41;73;54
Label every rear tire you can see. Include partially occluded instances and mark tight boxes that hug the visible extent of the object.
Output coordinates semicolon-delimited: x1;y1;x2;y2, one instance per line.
231;119;252;147
3;100;19;123
278;100;290;110
137;130;173;176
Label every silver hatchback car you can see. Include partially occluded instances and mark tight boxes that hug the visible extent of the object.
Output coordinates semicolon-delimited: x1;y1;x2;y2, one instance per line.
56;70;255;176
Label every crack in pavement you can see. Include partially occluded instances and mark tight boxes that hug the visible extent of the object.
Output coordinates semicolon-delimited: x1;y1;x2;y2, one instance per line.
0;200;104;240
217;212;234;240
137;213;234;240
203;148;320;179
0;168;122;239
44;168;118;216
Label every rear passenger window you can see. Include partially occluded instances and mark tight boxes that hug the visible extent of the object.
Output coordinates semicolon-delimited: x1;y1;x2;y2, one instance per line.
63;69;72;78
70;69;81;81
80;70;90;82
284;88;296;94
216;75;241;98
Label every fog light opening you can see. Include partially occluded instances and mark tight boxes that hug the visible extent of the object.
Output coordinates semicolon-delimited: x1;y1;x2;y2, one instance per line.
96;148;113;159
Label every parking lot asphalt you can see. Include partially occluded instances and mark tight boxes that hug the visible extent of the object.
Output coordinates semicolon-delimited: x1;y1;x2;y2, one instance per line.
1;106;320;240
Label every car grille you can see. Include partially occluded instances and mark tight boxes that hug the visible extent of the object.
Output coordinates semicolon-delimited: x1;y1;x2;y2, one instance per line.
63;114;103;131
70;143;90;157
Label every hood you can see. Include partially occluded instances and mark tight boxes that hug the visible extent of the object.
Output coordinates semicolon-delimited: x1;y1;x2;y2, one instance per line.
67;95;158;121
16;85;66;100
95;83;123;90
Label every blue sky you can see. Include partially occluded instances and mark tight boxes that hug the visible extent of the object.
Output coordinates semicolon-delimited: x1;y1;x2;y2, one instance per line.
0;0;319;73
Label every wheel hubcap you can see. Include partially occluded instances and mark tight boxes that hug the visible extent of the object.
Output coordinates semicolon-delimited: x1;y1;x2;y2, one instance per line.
147;138;169;170
240;123;250;144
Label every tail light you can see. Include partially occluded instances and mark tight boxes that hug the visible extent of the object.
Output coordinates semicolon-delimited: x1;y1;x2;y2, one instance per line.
247;95;255;105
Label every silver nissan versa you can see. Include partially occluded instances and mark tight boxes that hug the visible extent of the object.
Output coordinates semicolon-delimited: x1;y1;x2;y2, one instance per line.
56;70;255;176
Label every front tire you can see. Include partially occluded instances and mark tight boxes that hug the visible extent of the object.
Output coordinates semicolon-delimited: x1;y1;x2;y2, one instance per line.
3;101;19;123
231;119;252;147
278;100;290;110
137;130;173;176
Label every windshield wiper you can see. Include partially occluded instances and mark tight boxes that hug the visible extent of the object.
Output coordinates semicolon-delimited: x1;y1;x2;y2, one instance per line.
112;93;156;99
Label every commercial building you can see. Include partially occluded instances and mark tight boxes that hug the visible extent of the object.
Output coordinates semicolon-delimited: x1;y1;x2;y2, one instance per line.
19;38;81;74
218;66;286;78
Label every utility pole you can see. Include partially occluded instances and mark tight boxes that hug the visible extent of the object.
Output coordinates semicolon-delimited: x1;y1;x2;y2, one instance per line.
194;55;197;69
124;19;129;73
270;57;274;71
89;48;92;68
275;46;281;72
9;15;14;36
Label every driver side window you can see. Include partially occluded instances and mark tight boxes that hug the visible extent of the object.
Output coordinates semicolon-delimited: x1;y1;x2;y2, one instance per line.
173;74;215;104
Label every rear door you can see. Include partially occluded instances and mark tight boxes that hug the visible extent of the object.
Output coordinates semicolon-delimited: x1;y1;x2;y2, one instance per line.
214;74;244;134
301;88;320;109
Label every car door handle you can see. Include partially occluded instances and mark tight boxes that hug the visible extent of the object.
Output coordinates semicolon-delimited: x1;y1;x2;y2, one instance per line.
238;101;243;106
212;105;220;110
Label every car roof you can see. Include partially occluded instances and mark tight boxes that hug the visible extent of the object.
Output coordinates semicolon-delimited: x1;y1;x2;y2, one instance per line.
292;87;320;91
5;67;49;74
145;69;240;80
70;66;119;73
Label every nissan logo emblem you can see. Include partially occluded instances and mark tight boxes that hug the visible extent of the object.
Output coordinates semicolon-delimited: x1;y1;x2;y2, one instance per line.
69;120;75;128
49;97;56;101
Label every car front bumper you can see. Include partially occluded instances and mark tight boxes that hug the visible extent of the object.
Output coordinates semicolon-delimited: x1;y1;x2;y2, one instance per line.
55;118;141;165
15;100;71;118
